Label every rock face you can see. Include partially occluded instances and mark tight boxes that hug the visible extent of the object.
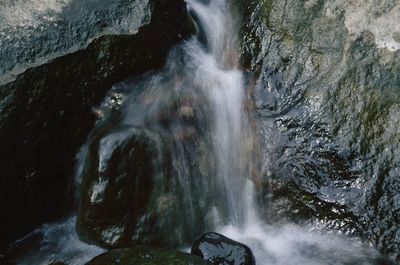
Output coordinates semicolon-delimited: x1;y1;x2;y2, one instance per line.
191;233;255;265
237;0;400;260
0;0;154;81
85;246;211;265
0;0;193;252
77;126;169;248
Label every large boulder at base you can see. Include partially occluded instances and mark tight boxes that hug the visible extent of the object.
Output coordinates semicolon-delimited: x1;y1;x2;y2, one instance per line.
0;0;192;252
85;246;211;265
191;233;256;265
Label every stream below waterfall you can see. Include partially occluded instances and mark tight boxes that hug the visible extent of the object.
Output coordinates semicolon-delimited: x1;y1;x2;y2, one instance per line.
13;0;390;264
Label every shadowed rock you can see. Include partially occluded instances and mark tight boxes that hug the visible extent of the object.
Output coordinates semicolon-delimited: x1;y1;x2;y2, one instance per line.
77;126;169;248
191;232;255;265
85;246;211;265
0;0;193;252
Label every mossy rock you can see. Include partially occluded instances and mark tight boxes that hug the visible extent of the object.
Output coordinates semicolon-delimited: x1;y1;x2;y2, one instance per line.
85;246;211;265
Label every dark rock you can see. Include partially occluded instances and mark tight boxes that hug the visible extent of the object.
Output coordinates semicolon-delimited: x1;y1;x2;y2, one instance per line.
77;126;169;248
0;0;193;252
0;230;43;265
48;262;66;265
191;232;255;265
85;246;211;265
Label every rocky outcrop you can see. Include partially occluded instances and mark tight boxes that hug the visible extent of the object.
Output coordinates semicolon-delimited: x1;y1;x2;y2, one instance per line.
0;0;193;252
85;246;211;265
191;233;255;265
238;0;400;260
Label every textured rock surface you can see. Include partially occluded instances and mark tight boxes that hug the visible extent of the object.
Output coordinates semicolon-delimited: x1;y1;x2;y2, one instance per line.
85;246;211;265
237;0;400;260
0;0;152;82
191;232;255;265
77;126;168;248
0;0;192;252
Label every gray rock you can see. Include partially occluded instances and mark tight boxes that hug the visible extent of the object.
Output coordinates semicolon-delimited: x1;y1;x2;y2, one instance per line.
238;0;400;259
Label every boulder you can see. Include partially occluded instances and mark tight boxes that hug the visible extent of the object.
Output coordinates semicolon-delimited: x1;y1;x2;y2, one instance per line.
77;126;168;248
0;0;193;252
191;232;255;265
85;246;211;265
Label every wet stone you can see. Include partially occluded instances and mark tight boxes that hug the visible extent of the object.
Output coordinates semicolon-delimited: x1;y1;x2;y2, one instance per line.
191;232;256;265
77;126;169;248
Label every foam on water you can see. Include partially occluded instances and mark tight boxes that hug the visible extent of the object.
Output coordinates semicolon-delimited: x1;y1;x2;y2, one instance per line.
216;181;382;265
16;217;104;265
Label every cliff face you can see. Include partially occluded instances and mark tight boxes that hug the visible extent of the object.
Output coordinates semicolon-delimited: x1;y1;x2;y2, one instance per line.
0;0;193;251
237;0;400;260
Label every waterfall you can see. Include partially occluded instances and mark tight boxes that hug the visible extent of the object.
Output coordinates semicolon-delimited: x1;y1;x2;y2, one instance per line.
186;0;256;225
16;1;386;264
74;0;259;243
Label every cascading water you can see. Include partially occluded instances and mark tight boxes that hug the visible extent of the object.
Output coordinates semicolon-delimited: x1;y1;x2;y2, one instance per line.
73;0;258;246
15;0;388;264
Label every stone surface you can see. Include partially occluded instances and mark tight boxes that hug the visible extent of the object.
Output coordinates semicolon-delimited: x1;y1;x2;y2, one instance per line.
237;0;400;260
0;0;153;81
77;126;168;248
0;0;192;252
191;233;255;265
85;246;211;265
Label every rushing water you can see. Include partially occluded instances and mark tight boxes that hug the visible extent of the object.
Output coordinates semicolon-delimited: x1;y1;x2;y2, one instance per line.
14;0;389;264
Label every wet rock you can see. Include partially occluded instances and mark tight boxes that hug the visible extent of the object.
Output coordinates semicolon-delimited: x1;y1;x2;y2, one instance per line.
237;0;400;259
77;126;169;248
76;53;224;249
85;246;211;265
0;0;193;252
191;232;255;265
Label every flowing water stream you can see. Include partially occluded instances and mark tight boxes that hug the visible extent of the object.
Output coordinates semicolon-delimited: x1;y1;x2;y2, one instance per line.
16;0;388;264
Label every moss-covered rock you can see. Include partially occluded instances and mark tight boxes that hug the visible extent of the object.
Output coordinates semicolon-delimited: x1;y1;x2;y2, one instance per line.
85;246;211;265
